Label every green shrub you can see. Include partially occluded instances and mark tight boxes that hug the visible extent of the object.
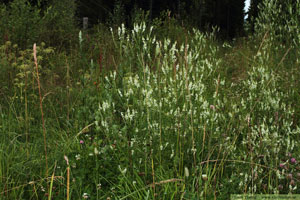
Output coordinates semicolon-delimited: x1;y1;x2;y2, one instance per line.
39;0;78;49
0;0;41;48
255;0;300;48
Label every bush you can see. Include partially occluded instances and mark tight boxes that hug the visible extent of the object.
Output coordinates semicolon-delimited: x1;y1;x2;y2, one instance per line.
39;0;78;49
0;0;41;48
0;0;78;49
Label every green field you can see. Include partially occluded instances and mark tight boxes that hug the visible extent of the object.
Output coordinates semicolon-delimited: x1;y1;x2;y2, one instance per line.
0;0;300;199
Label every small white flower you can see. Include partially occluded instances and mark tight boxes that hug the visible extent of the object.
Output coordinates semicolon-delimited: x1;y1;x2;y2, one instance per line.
118;165;127;175
202;174;208;181
170;150;174;158
79;31;83;45
102;101;110;112
75;154;81;160
82;192;89;199
184;167;189;177
94;148;99;155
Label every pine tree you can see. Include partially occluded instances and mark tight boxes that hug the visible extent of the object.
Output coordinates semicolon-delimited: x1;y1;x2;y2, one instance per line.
247;0;262;33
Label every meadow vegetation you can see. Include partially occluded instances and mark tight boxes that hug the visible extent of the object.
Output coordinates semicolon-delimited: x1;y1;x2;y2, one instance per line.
0;0;300;199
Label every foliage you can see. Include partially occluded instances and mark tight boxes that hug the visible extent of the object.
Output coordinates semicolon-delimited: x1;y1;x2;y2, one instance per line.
0;0;77;49
107;0;126;28
0;0;41;48
254;0;300;47
246;0;262;33
39;0;78;49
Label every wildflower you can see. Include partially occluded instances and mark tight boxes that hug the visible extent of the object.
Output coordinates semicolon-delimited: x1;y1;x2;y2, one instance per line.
287;173;293;180
94;147;99;155
82;193;89;199
184;167;189;177
290;179;295;186
291;158;296;164
75;154;81;160
278;184;283;190
119;165;127;175
202;174;208;181
210;105;215;110
80;140;84;144
5;41;11;46
279;163;285;168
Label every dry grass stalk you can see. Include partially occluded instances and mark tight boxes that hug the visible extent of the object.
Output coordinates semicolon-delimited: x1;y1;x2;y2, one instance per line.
33;43;48;178
64;155;70;200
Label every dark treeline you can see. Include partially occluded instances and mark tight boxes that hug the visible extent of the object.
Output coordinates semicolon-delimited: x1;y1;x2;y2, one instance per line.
76;0;246;39
3;0;295;39
2;0;246;39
